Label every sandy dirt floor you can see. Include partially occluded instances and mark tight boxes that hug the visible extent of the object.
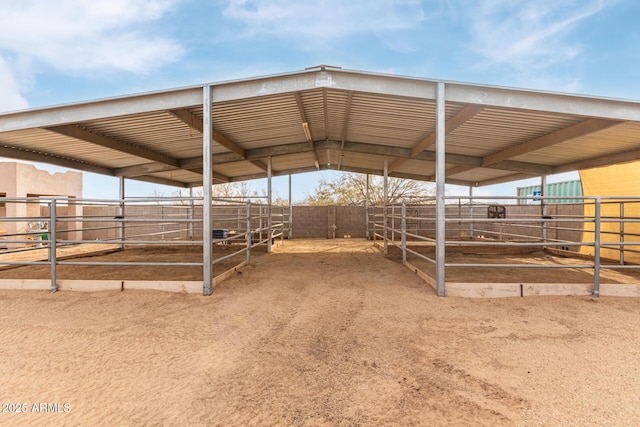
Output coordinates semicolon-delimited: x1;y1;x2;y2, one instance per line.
2;239;640;426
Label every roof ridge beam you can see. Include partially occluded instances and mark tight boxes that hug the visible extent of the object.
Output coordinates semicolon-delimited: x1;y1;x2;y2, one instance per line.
47;124;179;167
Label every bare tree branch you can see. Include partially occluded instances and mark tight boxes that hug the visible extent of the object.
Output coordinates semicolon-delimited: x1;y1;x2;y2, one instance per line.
303;173;434;205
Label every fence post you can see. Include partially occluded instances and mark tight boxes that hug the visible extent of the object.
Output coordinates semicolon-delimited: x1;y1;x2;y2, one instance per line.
620;202;625;265
594;198;601;297
119;177;125;250
391;205;396;244
402;202;407;264
49;199;57;293
383;159;388;255
259;205;263;244
246;201;252;261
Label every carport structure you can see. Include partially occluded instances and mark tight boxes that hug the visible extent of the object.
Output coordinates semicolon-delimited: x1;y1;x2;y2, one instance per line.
1;65;640;295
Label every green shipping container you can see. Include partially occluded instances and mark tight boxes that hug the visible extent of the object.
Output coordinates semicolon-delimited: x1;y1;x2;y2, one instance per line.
517;180;582;204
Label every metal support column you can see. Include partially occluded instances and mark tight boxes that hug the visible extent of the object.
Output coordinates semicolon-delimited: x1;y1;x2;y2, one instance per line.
49;198;57;293
246;200;252;261
267;156;273;253
620;203;625;265
288;174;293;239
541;175;547;245
383;158;389;255
468;185;474;238
365;174;370;240
119;177;125;250
189;187;194;240
401;201;407;264
203;85;213;296
594;198;601;297
435;81;446;297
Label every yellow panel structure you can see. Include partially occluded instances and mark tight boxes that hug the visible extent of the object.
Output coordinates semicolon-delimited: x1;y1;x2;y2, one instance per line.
580;161;640;263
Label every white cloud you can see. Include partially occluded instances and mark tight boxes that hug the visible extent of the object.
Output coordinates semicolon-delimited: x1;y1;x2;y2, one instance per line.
222;0;425;45
0;57;28;111
466;0;606;69
0;0;184;74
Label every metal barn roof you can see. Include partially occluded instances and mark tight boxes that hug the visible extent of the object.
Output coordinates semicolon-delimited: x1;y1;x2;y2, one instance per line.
1;65;640;189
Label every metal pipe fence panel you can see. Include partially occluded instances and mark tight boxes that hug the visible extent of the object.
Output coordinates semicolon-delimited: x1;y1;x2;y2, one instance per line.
370;195;640;297
0;197;284;292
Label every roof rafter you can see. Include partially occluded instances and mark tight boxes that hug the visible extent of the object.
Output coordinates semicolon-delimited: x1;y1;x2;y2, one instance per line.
555;146;640;173
0;144;114;176
482;118;620;166
169;108;268;173
337;91;353;170
47;124;180;167
388;104;484;173
295;92;320;170
132;174;190;188
443;118;622;179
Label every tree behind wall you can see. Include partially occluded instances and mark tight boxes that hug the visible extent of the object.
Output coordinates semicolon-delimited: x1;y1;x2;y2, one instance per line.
303;173;434;206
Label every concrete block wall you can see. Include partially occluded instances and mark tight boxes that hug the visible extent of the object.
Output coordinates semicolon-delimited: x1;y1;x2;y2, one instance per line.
336;206;367;238
292;206;328;238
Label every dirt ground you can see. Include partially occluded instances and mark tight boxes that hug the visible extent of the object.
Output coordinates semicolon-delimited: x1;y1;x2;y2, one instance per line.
2;239;640;426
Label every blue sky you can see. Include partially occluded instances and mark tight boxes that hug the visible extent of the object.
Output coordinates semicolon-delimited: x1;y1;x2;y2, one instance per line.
0;0;637;201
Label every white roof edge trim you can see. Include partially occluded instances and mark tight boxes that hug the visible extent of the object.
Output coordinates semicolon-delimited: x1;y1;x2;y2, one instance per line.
446;83;640;121
0;87;203;132
3;66;640;132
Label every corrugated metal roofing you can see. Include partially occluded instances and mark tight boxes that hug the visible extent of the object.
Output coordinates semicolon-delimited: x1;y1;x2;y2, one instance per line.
1;66;640;190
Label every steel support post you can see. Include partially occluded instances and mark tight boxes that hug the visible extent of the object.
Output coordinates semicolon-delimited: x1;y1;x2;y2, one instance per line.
365;174;370;240
119;176;125;250
259;206;263;244
620;203;625;265
435;81;446;297
267;156;273;253
541;175;547;245
49;198;57;293
391;205;395;243
383;158;389;255
288;174;293;239
203;85;213;296
593;198;601;297
189;187;194;240
401;202;407;264
469;185;474;237
246;200;252;261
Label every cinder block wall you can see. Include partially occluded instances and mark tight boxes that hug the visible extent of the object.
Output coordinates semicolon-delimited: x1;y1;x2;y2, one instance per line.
290;206;368;239
292;206;328;238
336;206;367;238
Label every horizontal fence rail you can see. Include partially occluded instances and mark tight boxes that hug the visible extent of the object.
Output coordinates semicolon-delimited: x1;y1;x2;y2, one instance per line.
371;195;640;297
0;196;289;293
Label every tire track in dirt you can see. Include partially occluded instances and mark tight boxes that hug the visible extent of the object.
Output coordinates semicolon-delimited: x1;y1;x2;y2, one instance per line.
192;251;376;426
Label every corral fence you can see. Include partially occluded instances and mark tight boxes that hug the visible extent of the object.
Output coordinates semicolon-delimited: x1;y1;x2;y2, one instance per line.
371;196;640;297
0;196;288;292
